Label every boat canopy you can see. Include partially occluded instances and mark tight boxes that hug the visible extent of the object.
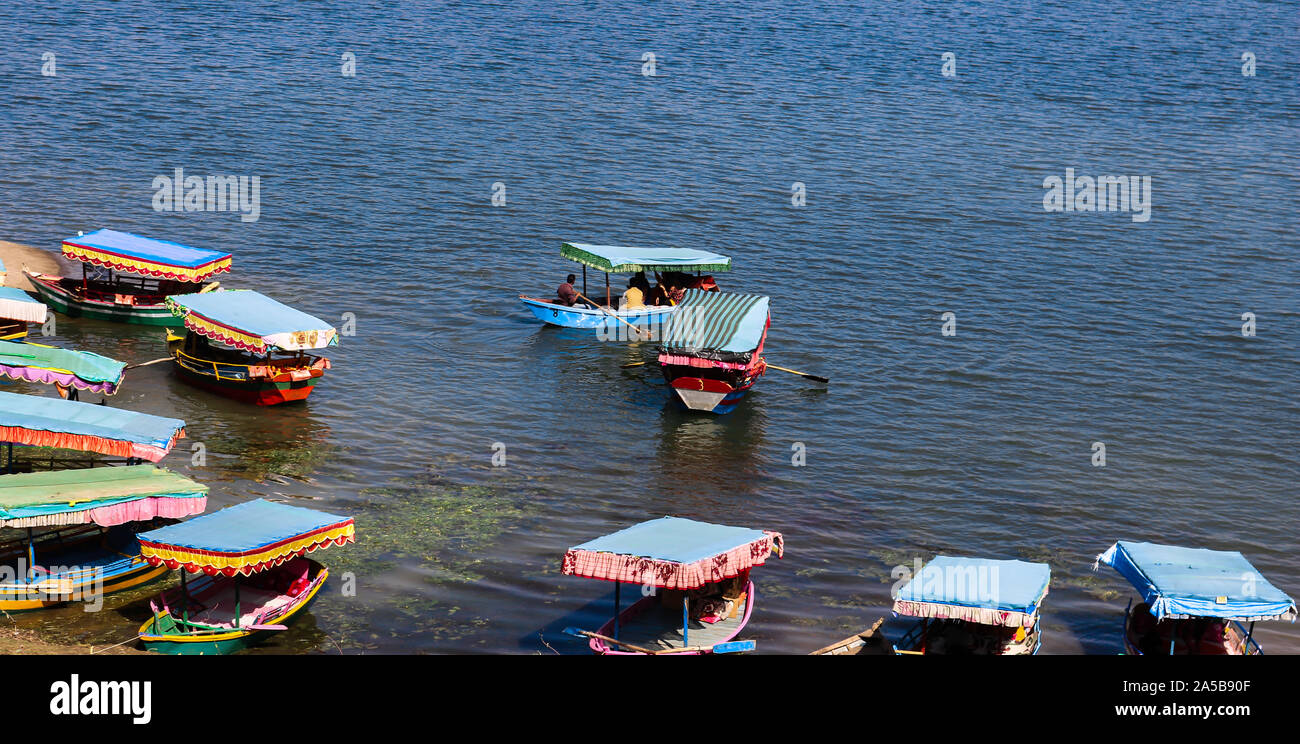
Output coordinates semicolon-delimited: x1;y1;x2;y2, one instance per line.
138;499;355;576
0;391;185;462
1096;540;1297;622
62;229;232;283
658;290;770;366
562;516;783;591
893;556;1051;628
560;242;732;274
0;465;206;529
165;290;338;353
0;340;126;394
0;287;48;324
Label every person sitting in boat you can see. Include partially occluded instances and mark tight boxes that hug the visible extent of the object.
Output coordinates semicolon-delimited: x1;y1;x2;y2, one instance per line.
555;274;579;306
647;273;669;306
621;277;645;310
631;271;652;296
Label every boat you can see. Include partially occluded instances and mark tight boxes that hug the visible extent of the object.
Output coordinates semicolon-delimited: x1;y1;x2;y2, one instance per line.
656;290;769;414
519;242;730;337
0;284;49;340
0;390;187;471
163;289;337;405
136;499;355;654
561;516;783;654
0;465;207;612
0;339;126;399
24;229;231;326
890;556;1050;655
1095;540;1297;655
809;617;887;655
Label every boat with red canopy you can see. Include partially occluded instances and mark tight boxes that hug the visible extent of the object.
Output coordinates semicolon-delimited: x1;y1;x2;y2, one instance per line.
561;516;783;654
0;390;186;470
0;281;49;340
657;290;770;414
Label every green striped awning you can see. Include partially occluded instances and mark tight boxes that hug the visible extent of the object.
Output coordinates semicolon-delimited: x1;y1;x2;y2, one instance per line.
559;242;732;274
660;290;770;362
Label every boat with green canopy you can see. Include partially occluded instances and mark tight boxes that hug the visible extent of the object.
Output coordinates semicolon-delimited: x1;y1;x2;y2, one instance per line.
519;242;731;336
0;465;207;612
0;283;49;340
0;390;187;471
0;339;126;398
1095;540;1297;655
137;499;355;654
25;229;232;326
164;289;338;405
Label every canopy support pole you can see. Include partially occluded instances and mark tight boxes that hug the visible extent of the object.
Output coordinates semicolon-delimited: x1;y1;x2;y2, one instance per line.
582;266;587;297
1244;621;1256;654
234;576;241;630
682;594;689;648
26;527;34;578
605;272;610;308
613;583;621;640
1169;621;1176;655
180;570;190;624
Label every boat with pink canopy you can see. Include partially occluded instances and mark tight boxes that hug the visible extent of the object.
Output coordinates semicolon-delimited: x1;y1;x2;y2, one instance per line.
561;516;783;655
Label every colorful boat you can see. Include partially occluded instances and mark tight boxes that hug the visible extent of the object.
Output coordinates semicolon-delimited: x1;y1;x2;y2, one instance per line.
891;556;1050;655
164;290;337;406
136;499;355;654
0;390;186;470
810;617;886;655
561;516;783;654
0;285;49;340
0;465;207;612
656;290;769;414
24;229;231;326
519;242;730;336
1095;540;1297;655
0;339;126;398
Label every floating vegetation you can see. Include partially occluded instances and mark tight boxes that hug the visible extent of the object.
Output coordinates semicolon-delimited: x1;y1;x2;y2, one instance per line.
202;433;336;481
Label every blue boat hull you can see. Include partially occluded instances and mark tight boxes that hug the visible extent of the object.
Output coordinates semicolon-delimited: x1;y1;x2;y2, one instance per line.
519;296;675;335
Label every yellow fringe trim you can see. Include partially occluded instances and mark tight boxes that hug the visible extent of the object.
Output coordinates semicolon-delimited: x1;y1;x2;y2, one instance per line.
181;312;266;352
63;242;231;283
141;523;354;574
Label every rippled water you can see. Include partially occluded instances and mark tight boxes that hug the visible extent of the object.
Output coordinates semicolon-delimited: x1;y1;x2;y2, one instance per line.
0;1;1296;654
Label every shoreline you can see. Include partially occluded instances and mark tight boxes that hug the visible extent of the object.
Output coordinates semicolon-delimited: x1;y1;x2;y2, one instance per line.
0;626;145;655
0;240;63;291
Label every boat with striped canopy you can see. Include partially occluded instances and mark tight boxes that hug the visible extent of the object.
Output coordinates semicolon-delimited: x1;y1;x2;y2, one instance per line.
137;499;355;654
0;391;186;471
561;516;783;655
164;289;337;405
656;289;769;414
519;242;730;336
0;339;126;398
25;229;232;326
0;465;207;612
1095;540;1297;655
891;556;1050;655
0;284;49;340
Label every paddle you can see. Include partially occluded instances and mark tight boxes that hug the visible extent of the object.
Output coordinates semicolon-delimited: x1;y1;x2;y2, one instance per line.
624;359;828;383
125;357;173;370
574;291;650;339
562;627;755;655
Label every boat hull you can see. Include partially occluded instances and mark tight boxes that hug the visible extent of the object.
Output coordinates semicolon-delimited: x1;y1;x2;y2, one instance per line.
168;334;325;406
662;361;764;415
24;270;187;326
0;524;172;612
519;295;674;335
591;581;755;655
1121;601;1260;655
0;562;169;612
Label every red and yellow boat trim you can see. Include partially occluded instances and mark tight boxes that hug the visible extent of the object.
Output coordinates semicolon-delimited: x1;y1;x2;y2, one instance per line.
139;520;355;577
62;241;232;283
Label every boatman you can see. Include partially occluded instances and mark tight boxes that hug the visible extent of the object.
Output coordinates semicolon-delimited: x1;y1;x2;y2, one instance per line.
555;274;579;306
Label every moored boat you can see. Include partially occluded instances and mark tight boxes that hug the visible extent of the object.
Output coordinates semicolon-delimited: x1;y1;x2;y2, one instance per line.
0;339;126;399
809;617;886;655
164;289;337;405
24;229;231;326
891;556;1050;655
0;465;207;612
561;516;783;654
657;290;770;414
519;242;730;337
136;499;355;655
1095;540;1297;655
0;390;187;471
0;284;49;340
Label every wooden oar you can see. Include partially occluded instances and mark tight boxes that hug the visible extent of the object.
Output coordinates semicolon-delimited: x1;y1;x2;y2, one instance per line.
765;363;829;384
125;357;173;370
574;291;650;339
621;361;649;368
563;627;754;654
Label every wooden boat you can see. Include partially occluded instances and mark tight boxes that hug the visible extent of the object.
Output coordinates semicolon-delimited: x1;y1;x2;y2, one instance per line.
0;390;187;471
810;617;886;655
519;242;730;337
0;465;207;612
891;556;1050;655
0;285;49;340
561;516;783;654
24;229;231;326
657;290;769;414
0;339;125;399
163;290;337;406
1096;540;1296;655
137;499;355;655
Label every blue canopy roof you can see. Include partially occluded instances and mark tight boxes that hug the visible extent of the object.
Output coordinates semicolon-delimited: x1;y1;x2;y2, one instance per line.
560;242;732;273
0;286;48;323
0;390;185;460
166;290;338;351
570;516;770;564
895;556;1051;615
660;290;770;357
64;229;230;269
138;499;351;553
1097;541;1297;622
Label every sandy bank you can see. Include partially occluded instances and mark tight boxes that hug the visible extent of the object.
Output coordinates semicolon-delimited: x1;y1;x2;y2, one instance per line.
0;240;63;291
0;625;145;655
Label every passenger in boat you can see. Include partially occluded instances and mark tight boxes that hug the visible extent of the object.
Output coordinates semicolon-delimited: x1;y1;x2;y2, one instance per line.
631;271;652;296
555;274;579;306
622;277;645;310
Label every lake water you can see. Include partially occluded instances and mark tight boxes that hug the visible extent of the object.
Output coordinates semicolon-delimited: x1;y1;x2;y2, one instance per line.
0;0;1296;654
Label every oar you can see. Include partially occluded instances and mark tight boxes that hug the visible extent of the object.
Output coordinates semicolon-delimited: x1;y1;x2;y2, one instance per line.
574;291;650;339
621;361;649;368
125;357;173;370
765;363;829;384
562;627;754;654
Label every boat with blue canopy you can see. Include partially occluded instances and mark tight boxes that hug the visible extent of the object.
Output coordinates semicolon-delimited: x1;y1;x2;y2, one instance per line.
0;339;126;397
519;242;731;336
656;290;770;414
561;516;783;655
1095;540;1297;655
25;229;232;326
164;289;337;405
136;499;355;654
890;556;1050;655
0;285;49;340
0;390;186;470
0;465;207;612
